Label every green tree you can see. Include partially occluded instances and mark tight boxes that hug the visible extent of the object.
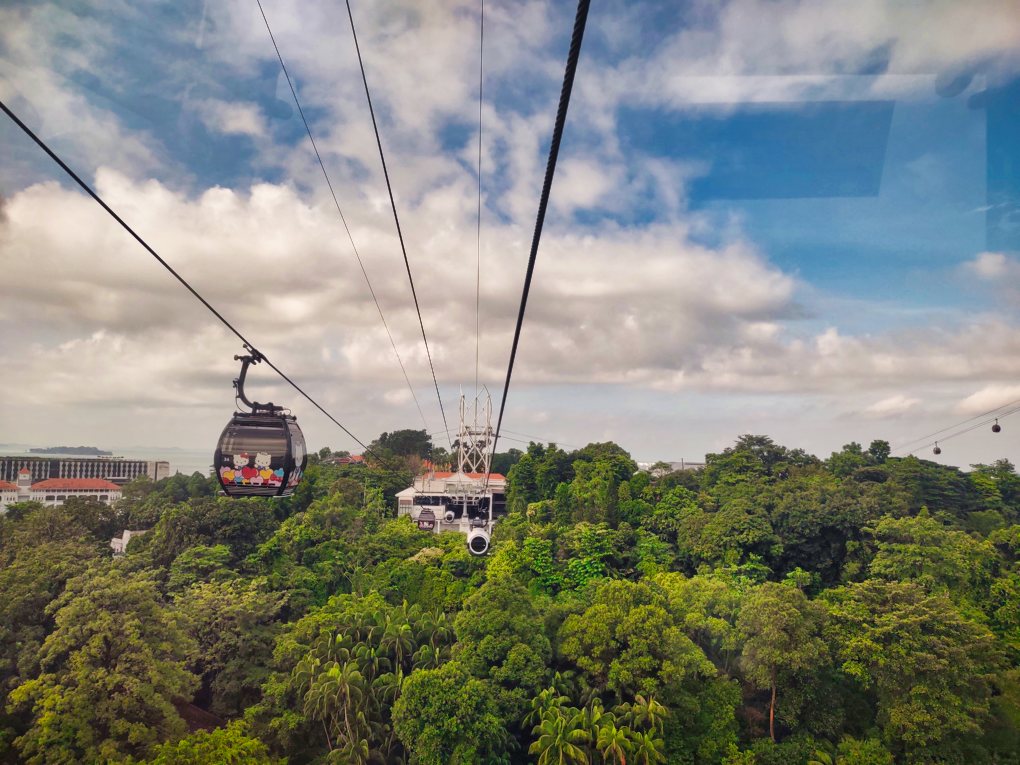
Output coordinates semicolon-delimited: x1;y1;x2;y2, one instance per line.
167;544;235;592
655;572;744;674
508;454;541;512
175;579;285;716
140;497;279;568
824;580;1001;759
454;578;551;724
392;661;505;765
140;721;281;764
737;582;828;741
7;565;197;764
868;510;998;604
826;443;869;479
571;460;620;524
559;580;714;701
369;429;432;459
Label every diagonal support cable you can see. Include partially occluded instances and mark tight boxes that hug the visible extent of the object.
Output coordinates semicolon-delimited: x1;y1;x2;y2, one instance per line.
256;0;430;434
344;0;452;448
490;0;591;462
1;97;374;454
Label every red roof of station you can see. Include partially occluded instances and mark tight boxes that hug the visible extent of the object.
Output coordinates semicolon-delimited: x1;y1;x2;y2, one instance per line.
429;471;506;481
31;478;123;491
0;481;17;491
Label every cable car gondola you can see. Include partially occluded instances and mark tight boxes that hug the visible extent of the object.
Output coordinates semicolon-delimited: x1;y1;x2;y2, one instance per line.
993;419;1002;433
214;351;307;498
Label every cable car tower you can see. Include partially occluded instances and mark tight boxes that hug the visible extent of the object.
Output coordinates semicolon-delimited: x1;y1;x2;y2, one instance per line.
451;389;495;555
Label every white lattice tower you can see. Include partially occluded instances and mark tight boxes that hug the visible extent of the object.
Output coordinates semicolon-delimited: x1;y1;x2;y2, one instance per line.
456;390;493;478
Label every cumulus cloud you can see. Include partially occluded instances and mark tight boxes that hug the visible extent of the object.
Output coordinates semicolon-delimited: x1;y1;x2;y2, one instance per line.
966;251;1013;279
956;384;1020;415
587;0;1020;109
3;0;1020;458
863;394;920;417
193;99;267;138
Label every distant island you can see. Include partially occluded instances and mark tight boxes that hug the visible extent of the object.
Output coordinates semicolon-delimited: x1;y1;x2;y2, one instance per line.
29;446;113;456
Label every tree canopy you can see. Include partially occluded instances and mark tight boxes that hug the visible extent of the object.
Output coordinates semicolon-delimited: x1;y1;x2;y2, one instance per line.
1;433;1018;764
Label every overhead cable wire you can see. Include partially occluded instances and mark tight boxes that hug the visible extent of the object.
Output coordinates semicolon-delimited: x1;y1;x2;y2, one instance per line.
255;0;430;435
0;97;373;454
474;0;485;408
344;0;452;447
502;428;581;449
891;395;1020;454
429;427;580;450
906;405;1020;456
489;0;591;465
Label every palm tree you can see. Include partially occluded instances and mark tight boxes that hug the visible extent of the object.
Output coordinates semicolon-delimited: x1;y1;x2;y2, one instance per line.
381;620;415;670
332;737;370;765
411;642;449;670
577;698;613;750
597;722;632;765
615;695;667;735
529;710;590;765
629;730;666;765
525;687;573;730
303;660;367;750
372;667;403;705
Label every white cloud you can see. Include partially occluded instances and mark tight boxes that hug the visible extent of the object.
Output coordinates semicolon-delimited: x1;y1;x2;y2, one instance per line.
584;0;1020;110
3;0;1020;464
193;99;267;137
863;394;920;417
965;251;1017;280
956;384;1020;415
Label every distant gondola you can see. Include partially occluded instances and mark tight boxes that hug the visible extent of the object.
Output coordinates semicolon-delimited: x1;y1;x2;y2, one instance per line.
214;351;307;497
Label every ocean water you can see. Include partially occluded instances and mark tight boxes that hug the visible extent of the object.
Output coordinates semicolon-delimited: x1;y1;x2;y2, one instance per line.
0;445;214;477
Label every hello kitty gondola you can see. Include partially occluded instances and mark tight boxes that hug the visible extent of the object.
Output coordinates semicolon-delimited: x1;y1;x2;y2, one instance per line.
214;351;307;498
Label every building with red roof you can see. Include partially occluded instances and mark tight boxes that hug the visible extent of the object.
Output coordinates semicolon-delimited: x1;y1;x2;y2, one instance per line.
29;477;122;506
394;469;507;541
0;480;17;512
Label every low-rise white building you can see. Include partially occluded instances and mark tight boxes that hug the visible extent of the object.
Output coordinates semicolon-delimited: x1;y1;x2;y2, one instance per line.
396;470;507;535
111;529;148;556
0;480;17;512
1;470;124;512
30;478;123;506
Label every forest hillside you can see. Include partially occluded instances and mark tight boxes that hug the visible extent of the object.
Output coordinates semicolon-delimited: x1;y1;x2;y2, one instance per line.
1;434;1019;764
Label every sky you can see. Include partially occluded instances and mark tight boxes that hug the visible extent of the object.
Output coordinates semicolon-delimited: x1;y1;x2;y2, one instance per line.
2;0;1020;471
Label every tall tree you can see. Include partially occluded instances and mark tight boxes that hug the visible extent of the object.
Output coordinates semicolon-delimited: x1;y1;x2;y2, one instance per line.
824;580;1001;759
737;582;828;741
7;564;197;764
392;661;505;765
453;578;551;725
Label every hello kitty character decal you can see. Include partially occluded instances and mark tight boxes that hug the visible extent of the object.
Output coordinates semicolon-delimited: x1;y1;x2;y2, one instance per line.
218;452;262;486
255;451;283;488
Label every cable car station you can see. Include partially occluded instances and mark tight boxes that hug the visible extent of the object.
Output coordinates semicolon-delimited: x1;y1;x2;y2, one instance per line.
396;394;506;555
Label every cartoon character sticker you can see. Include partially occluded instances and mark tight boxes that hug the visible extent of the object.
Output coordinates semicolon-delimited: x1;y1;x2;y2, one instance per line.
255;451;282;487
219;451;294;490
220;453;257;486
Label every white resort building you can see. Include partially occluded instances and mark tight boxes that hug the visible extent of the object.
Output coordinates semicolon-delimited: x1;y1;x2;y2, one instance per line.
0;469;123;512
